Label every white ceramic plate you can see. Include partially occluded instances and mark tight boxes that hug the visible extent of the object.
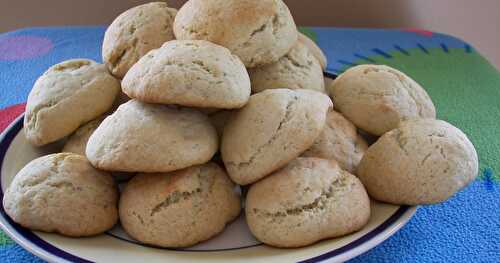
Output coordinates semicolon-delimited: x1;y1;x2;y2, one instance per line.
0;113;416;263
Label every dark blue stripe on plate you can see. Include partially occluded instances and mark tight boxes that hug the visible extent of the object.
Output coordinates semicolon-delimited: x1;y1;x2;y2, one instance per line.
298;206;410;263
324;71;338;79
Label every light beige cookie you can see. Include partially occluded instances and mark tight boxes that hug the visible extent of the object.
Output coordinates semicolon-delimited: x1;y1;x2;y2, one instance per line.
119;162;241;247
3;153;118;237
86;100;218;173
62;116;104;155
221;89;332;185
246;157;370;248
302;111;368;174
62;117;134;181
122;40;250;108
102;2;177;78
24;59;120;146
209;110;233;138
173;0;297;68
298;32;327;70
357;118;479;205
248;42;325;93
328;64;436;136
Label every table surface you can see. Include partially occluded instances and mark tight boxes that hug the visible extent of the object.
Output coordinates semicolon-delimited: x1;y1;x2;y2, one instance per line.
0;26;498;263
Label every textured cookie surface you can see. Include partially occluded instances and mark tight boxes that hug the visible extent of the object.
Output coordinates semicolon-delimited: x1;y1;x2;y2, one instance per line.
246;158;370;247
3;153;118;237
63;116;105;155
102;2;177;78
174;0;297;67
63;116;134;181
249;42;325;93
328;64;436;136
303;111;368;174
357;119;479;205
122;40;250;108
24;59;120;146
119;162;241;247
221;89;332;185
298;32;327;70
86;100;218;172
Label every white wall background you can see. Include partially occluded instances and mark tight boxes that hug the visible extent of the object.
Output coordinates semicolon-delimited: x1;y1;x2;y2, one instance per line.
1;0;499;68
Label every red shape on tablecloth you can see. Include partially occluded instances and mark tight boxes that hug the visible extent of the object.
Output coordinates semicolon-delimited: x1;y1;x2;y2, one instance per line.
402;28;434;37
0;103;25;132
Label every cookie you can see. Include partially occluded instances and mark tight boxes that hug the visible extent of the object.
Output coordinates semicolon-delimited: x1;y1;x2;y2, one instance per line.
62;116;104;155
24;59;120;146
246;157;370;248
102;2;177;78
357;118;479;205
119;162;241;247
328;64;436;136
173;0;297;67
302;111;368;174
298;32;327;70
3;153;118;237
62;116;134;181
122;40;250;109
221;89;332;185
86;100;218;173
248;42;325;93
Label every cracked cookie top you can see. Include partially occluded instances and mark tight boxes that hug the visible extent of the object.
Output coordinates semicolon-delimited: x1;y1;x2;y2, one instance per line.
122;40;251;109
357;118;478;205
173;0;297;68
119;162;241;247
302;110;368;174
102;2;178;79
245;157;370;248
249;41;325;94
2;153;118;237
221;89;332;185
328;64;436;136
298;32;327;70
24;59;120;146
86;100;218;173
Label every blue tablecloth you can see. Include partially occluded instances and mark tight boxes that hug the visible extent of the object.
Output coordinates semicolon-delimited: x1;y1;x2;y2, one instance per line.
0;26;498;262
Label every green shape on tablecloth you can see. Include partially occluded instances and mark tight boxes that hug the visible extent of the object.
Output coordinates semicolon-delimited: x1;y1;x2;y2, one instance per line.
0;230;14;245
343;47;500;181
298;27;317;42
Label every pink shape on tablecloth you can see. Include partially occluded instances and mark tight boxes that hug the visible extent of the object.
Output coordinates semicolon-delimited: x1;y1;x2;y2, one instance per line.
0;103;25;132
402;28;434;37
0;36;53;60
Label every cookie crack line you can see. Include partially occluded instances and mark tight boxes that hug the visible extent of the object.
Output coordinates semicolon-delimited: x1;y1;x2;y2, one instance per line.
110;38;138;70
227;95;297;168
385;68;427;116
252;176;349;218
282;54;308;69
150;188;202;216
26;99;58;131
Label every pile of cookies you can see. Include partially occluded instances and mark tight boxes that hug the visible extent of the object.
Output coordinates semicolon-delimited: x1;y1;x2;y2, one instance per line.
3;0;478;249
